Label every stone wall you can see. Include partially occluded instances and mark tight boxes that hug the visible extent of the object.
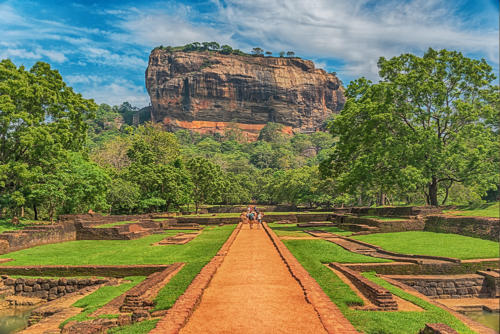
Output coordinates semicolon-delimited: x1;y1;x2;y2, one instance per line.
329;263;397;310
337;215;425;233
0;265;172;277
387;274;490;298
419;324;459;334
424;215;500;241
1;276;108;301
59;213;152;225
75;221;160;240
349;206;442;217
0;221;76;255
343;260;499;275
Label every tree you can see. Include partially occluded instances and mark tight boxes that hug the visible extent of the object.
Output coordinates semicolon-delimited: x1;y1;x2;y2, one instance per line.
220;45;233;55
279;51;285;57
0;59;97;216
186;157;225;213
258;122;288;143
286;51;295;57
127;123;180;165
251;47;264;56
265;51;272;56
322;49;498;206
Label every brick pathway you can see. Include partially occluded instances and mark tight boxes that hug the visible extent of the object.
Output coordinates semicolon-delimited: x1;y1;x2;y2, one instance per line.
171;224;357;334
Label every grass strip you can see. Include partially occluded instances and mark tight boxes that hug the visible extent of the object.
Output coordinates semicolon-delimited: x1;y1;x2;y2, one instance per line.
443;202;499;218
267;222;352;237
353;231;499;260
108;319;159;334
61;276;145;327
283;239;475;334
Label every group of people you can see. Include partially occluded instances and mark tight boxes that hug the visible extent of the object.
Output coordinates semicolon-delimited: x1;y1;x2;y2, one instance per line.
240;206;264;229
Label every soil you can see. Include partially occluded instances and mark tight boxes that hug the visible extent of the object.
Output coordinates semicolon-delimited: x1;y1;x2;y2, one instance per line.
180;224;328;334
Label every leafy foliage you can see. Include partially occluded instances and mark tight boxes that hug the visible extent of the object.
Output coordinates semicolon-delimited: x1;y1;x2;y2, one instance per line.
322;48;499;205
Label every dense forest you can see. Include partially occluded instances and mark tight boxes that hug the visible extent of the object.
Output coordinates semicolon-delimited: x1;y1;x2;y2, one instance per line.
0;48;498;220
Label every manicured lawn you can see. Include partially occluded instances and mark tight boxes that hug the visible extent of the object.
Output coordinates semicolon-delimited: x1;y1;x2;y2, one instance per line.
268;223;352;237
61;276;145;326
109;320;159;334
0;225;234;266
284;239;474;334
359;215;407;221
352;231;499;260
444;202;499;218
95;221;137;228
284;239;390;264
0;225;235;312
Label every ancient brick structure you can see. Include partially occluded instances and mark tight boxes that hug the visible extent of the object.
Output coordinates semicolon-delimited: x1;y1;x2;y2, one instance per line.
0;222;76;255
329;263;398;310
424;215;500;241
419;323;459;334
1;276;108;301
387;273;496;298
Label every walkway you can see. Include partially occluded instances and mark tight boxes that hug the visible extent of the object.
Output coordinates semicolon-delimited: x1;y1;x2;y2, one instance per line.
179;225;329;334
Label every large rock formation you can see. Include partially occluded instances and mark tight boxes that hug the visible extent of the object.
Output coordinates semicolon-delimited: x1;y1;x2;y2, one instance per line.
145;49;345;140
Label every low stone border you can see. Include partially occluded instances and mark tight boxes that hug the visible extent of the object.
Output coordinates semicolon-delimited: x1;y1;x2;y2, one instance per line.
262;222;359;334
381;276;498;334
341;259;499;275
419;323;459;334
313;232;460;264
150;223;242;334
0;264;173;277
329;263;397;310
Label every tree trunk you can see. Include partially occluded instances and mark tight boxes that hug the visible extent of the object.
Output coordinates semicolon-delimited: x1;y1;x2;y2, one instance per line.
33;205;38;221
20;206;24;218
428;176;439;206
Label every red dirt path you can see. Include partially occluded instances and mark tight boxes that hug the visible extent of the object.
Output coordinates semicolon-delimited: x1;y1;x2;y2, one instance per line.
179;224;328;334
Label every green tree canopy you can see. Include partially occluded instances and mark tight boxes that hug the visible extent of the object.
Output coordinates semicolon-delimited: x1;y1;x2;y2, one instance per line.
0;59;97;215
322;48;499;205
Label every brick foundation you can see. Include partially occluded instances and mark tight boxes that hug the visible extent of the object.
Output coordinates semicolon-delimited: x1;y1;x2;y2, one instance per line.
1;276;108;301
329;263;397;310
424;215;500;241
386;274;491;298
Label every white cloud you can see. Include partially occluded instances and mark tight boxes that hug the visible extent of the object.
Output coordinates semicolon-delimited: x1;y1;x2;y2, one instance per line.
0;48;41;60
80;78;150;107
35;48;67;63
109;6;231;47
80;46;147;69
212;0;499;79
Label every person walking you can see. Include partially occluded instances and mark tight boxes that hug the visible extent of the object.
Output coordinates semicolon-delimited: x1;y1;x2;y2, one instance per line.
248;211;256;229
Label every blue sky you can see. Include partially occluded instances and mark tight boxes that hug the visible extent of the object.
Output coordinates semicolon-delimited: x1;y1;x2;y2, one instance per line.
1;0;498;107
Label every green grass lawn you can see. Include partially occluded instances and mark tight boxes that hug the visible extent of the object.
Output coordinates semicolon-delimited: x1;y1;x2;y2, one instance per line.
359;215;408;221
284;239;474;334
352;231;499;260
95;221;138;228
268;223;352;237
109;320;159;334
444;202;499;218
61;276;145;326
0;225;235;313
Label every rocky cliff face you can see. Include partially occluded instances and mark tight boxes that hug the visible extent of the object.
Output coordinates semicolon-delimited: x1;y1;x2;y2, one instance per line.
145;49;344;140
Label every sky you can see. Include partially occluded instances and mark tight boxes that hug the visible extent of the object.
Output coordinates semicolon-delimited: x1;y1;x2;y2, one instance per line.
1;0;498;108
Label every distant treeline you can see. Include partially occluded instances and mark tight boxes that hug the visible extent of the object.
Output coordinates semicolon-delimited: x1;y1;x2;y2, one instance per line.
154;42;297;58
